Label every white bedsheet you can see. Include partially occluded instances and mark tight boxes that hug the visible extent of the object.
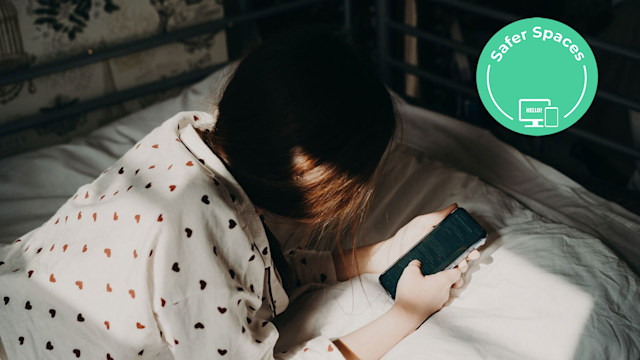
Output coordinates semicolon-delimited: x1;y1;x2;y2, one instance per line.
1;65;638;359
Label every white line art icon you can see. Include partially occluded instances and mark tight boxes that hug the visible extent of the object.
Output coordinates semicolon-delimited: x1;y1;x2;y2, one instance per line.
519;99;558;128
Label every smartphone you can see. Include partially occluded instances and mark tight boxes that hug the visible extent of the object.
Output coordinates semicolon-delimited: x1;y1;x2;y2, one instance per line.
544;107;559;127
378;208;487;299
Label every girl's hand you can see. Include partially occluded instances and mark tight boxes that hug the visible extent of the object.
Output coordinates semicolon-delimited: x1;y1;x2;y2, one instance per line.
394;259;463;320
370;203;480;274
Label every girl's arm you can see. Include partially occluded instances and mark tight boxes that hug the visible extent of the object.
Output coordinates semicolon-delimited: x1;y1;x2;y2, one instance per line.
332;260;464;360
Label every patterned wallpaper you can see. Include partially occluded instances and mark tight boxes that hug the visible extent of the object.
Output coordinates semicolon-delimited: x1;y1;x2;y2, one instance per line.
0;0;228;158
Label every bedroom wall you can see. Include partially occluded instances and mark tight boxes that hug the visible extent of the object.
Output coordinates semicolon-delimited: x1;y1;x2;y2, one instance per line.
0;0;228;158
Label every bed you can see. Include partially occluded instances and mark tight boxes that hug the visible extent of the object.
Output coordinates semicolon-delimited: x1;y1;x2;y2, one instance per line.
1;1;640;359
1;61;639;359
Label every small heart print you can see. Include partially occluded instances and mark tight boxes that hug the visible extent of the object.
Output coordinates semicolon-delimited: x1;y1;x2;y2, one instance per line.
129;289;136;299
118;167;124;174
157;214;163;222
145;183;152;189
18;336;24;345
133;250;138;258
135;215;140;223
93;213;97;222
138;350;144;356
85;191;89;199
36;247;43;254
135;169;140;175
100;195;106;200
78;212;82;220
193;115;199;121
50;274;56;282
113;212;118;221
104;321;110;330
194;322;204;329
107;353;114;360
248;255;255;261
169;185;176;192
246;317;252;324
3;296;8;305
172;263;180;272
262;247;269;255
201;195;210;204
77;313;85;322
161;298;166;307
28;270;33;278
104;248;111;257
148;165;155;169
250;284;254;293
186;161;194;166
107;283;112;292
73;349;81;357
229;269;235;279
113;191;119;196
152;144;159;148
46;341;54;350
185;228;192;238
174;339;179;345
198;159;205;165
25;301;32;310
55;218;59;224
82;244;87;253
49;309;56;318
200;280;207;290
241;326;245;333
218;349;227;356
127;186;133;191
63;244;68;252
75;281;83;290
228;219;237;229
136;322;145;329
218;307;226;313
168;164;173;170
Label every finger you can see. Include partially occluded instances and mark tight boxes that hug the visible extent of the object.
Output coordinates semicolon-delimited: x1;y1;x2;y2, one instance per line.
439;267;462;286
407;259;422;270
453;278;464;288
457;259;468;273
437;203;458;218
466;250;480;261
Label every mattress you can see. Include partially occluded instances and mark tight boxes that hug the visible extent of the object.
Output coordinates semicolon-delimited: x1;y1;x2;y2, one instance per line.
1;64;639;359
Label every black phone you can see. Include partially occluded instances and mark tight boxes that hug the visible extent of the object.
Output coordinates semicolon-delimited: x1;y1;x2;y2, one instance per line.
378;207;487;299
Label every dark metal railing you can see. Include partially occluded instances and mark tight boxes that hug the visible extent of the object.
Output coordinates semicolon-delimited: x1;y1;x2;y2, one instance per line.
375;0;640;159
0;0;347;137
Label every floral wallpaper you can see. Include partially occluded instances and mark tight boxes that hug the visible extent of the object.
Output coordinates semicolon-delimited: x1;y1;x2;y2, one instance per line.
0;0;228;158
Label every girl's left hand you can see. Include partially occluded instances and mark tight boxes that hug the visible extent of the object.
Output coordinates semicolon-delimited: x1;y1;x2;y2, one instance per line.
369;203;480;275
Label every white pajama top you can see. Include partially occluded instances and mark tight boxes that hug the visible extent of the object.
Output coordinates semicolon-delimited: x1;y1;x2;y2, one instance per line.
0;111;344;360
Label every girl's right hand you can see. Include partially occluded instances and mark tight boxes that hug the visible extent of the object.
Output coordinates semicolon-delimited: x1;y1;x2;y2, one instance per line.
394;259;464;320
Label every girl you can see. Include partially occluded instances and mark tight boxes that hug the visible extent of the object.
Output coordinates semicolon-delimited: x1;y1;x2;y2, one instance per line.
0;26;477;359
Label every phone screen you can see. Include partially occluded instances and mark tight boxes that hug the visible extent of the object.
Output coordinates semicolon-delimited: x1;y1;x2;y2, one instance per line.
379;208;486;298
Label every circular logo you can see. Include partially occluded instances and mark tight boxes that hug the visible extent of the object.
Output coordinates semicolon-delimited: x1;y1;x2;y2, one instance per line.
476;17;598;136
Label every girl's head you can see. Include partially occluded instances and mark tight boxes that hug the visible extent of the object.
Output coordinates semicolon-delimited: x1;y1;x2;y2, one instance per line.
201;25;397;239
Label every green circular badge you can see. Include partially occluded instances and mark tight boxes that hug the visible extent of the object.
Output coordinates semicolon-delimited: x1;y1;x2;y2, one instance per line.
476;17;598;136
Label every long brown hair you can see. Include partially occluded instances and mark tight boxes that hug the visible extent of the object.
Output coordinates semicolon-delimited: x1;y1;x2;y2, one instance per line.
199;25;397;280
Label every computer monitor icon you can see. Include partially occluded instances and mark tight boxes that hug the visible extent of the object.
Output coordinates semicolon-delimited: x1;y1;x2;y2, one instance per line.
519;99;551;128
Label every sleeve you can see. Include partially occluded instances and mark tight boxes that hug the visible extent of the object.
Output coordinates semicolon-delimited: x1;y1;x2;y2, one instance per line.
283;249;338;288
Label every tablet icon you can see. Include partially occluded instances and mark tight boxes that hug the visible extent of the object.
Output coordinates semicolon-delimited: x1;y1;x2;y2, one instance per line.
518;99;558;128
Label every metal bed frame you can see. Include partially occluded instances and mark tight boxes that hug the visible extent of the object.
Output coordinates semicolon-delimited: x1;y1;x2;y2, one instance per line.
0;0;638;179
0;0;352;136
376;0;640;160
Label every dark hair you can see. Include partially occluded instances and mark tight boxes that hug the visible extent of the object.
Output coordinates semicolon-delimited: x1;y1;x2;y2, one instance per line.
200;25;397;250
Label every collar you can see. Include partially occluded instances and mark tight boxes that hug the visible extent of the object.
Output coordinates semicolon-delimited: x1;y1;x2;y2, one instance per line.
176;111;289;316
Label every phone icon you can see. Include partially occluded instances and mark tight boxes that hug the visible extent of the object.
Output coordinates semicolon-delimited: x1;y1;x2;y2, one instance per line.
544;107;559;127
